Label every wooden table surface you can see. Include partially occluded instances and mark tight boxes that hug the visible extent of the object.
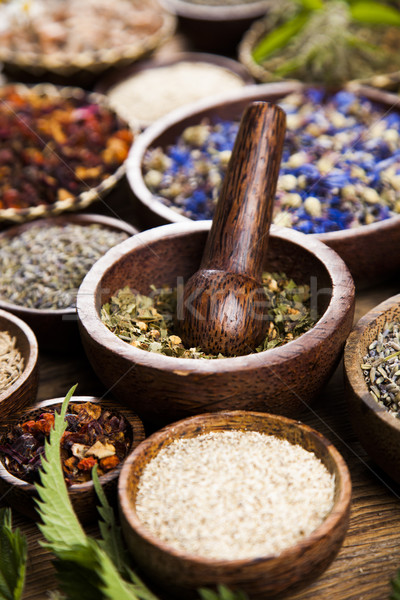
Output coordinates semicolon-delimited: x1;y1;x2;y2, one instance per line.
0;277;394;600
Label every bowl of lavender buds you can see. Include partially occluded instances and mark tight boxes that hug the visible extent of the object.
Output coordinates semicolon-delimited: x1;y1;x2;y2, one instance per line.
128;80;400;285
0;309;39;419
0;213;137;350
344;293;400;484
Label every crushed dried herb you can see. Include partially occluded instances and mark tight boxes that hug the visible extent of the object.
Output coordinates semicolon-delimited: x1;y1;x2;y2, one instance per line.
0;401;131;485
101;272;316;358
0;331;24;392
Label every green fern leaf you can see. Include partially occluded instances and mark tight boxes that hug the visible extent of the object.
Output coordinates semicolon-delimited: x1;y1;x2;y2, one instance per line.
351;1;400;26
0;508;27;600
252;12;311;64
391;568;400;599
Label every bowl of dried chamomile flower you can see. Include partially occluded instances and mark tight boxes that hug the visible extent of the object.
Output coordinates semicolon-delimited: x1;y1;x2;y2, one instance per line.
345;293;400;483
0;309;38;419
118;410;352;599
0;395;145;522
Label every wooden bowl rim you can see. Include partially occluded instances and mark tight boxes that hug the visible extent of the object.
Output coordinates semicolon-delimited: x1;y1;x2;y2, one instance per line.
0;213;138;318
127;79;400;241
95;51;255;99
159;0;270;21
344;293;400;434
77;220;355;373
0;395;145;492
118;409;352;566
0;308;38;402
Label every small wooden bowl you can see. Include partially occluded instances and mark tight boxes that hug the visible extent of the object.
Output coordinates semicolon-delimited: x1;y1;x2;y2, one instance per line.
127;80;400;286
118;410;352;599
0;309;39;419
77;220;354;428
344;293;400;483
0;396;145;522
95;52;254;129
159;0;270;53
0;213;137;351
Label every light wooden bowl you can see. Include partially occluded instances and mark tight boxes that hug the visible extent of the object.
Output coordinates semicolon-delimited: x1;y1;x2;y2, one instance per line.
344;293;400;483
0;214;137;351
126;81;400;286
0;396;145;522
0;309;39;419
159;0;270;53
77;220;354;429
118;410;352;599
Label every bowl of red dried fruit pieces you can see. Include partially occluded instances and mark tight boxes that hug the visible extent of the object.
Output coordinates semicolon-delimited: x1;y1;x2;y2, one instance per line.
0;83;135;224
0;395;145;522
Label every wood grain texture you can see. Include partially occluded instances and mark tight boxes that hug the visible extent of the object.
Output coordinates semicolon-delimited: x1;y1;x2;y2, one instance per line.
127;80;400;286
179;102;286;355
118;410;351;600
77;221;355;429
344;293;400;483
0;396;145;523
0;309;39;418
0;213;138;351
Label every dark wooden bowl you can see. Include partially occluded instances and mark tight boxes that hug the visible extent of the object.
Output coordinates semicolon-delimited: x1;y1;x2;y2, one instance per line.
77;220;355;429
95;52;254;128
0;309;39;419
344;293;400;483
0;396;145;522
126;80;400;286
159;0;270;53
0;213;138;351
118;410;352;599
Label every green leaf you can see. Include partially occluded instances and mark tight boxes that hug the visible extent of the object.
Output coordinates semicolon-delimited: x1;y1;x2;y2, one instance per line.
198;586;249;600
0;508;27;600
350;1;400;26
35;384;88;554
252;12;311;64
391;568;400;599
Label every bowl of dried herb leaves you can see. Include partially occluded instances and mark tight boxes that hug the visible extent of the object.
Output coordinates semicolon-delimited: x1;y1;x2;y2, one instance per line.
344;293;400;484
0;213;137;350
0;309;39;419
0;393;145;522
118;409;352;599
77;220;355;429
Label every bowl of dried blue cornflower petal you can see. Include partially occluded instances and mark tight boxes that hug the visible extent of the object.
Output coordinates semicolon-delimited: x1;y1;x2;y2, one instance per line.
344;293;400;484
128;81;400;285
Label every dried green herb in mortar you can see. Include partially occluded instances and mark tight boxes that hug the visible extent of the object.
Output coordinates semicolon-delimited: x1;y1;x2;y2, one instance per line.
101;272;316;359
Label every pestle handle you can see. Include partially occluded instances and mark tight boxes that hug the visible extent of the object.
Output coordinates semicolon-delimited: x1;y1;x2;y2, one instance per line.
200;101;286;279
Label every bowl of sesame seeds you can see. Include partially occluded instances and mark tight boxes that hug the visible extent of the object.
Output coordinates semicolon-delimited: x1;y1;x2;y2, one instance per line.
118;410;352;599
128;80;400;285
344;293;400;483
0;309;39;419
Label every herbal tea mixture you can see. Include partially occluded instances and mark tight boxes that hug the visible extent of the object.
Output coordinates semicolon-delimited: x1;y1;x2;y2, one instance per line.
135;430;335;560
143;89;400;233
0;223;129;310
0;86;133;210
361;321;400;418
101;272;316;358
0;331;24;393
0;401;131;485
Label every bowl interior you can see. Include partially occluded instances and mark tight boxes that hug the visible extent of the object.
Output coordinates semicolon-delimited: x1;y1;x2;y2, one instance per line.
0;313;34;392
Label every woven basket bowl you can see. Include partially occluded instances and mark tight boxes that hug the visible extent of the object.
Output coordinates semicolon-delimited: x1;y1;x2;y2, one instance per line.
0;309;39;419
77;220;354;429
0;83;137;225
118;410;352;599
344;293;400;484
0;396;145;522
126;80;400;286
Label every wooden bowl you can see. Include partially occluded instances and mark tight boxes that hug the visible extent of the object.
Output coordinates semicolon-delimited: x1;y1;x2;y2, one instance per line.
95;52;254;129
344;293;400;483
77;220;355;429
0;214;137;351
127;81;400;286
0;309;39;419
159;0;270;53
0;396;145;522
118;410;352;599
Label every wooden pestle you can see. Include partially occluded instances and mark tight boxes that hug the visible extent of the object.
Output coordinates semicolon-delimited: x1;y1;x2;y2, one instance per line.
178;101;286;356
